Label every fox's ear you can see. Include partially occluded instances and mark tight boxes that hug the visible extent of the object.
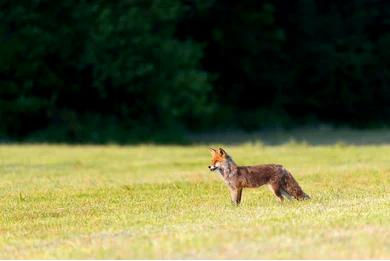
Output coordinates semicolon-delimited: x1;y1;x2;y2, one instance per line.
218;147;227;157
209;148;217;155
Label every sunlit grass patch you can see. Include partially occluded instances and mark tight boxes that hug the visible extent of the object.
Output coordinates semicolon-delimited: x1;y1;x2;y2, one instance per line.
0;138;389;258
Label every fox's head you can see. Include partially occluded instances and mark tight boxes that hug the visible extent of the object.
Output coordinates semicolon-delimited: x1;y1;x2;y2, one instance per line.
208;147;228;171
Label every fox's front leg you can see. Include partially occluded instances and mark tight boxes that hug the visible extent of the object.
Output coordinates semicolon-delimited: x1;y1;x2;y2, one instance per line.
230;187;243;205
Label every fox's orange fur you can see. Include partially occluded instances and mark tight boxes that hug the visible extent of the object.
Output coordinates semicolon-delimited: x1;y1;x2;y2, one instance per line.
208;148;310;205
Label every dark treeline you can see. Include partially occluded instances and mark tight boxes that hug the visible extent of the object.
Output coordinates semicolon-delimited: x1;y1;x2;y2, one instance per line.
0;0;389;142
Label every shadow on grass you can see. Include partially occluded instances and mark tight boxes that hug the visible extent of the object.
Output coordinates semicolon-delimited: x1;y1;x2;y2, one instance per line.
186;127;390;146
1;126;390;146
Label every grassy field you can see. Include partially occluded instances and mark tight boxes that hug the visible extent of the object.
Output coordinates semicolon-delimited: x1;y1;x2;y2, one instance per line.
1;130;390;259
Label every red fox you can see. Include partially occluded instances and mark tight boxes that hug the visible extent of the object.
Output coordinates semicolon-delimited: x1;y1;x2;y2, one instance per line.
208;147;310;205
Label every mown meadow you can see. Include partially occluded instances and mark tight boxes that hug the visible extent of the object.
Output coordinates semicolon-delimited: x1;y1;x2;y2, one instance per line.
0;129;389;258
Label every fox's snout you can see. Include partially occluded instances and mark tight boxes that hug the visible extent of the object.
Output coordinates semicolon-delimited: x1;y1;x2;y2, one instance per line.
208;165;218;171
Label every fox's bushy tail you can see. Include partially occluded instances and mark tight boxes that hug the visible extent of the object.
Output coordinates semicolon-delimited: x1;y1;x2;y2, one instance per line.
282;171;310;200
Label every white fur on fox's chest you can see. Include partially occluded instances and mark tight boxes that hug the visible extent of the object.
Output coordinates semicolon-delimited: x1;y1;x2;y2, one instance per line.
217;169;237;187
214;158;238;187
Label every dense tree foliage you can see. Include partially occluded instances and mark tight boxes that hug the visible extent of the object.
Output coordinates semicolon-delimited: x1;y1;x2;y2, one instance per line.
0;0;389;142
180;0;390;129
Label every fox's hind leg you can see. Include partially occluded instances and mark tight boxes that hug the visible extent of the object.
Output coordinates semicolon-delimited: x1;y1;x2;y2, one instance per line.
268;183;284;202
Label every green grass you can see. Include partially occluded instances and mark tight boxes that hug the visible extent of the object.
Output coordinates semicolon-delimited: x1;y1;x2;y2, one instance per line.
1;132;390;258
